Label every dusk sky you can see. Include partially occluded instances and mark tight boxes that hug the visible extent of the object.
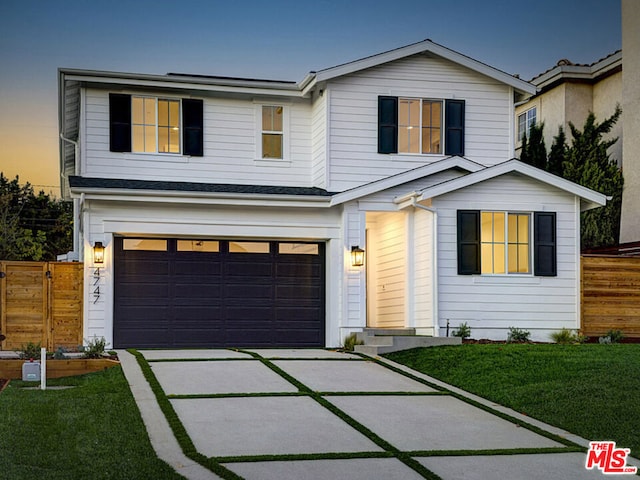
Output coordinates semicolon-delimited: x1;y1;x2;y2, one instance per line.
0;0;621;195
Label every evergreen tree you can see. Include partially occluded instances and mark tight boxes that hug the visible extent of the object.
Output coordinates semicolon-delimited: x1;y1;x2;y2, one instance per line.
547;126;567;177
518;122;546;170
562;107;623;249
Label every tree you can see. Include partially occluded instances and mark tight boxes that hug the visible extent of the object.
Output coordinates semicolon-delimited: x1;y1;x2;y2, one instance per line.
0;174;72;261
519;122;547;170
547;127;567;177
561;106;623;249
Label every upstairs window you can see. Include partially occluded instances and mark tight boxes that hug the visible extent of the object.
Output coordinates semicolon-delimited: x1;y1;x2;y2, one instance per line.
132;97;180;154
109;94;203;156
261;105;283;159
378;96;464;156
398;99;442;154
518;107;537;140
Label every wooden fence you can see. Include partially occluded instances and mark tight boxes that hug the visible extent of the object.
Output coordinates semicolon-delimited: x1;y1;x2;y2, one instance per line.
581;255;640;338
0;261;83;351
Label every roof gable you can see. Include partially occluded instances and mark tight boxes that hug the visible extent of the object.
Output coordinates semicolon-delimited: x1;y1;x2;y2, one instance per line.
396;159;607;212
304;39;536;96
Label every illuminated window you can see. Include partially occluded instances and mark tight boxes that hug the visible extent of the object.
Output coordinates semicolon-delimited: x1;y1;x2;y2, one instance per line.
122;239;167;251
261;105;283;159
398;98;442;154
132;97;180;153
481;212;530;274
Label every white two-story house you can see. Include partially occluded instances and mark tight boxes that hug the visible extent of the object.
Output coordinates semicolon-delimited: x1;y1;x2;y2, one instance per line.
58;40;606;348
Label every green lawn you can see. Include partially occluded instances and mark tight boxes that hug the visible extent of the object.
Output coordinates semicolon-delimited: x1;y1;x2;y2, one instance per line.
0;366;184;480
385;344;640;457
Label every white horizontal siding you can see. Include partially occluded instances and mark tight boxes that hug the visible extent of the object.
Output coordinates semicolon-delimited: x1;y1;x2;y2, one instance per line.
82;89;313;187
413;208;433;331
432;173;580;340
311;93;327;188
326;54;513;192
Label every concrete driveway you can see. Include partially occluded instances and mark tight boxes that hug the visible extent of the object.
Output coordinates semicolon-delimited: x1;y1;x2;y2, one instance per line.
118;348;622;480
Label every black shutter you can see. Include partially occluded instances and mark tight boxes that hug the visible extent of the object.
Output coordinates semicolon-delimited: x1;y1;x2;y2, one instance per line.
445;99;465;156
378;96;398;154
182;99;204;156
534;212;557;276
109;94;131;152
457;210;481;275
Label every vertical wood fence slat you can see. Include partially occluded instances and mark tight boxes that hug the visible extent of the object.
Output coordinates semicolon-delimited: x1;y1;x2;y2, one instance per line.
581;255;640;337
0;262;84;351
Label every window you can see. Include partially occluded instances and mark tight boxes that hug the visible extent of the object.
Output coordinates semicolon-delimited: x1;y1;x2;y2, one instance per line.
398;99;442;154
109;94;203;156
518;107;537;140
378;96;464;156
481;212;530;274
262;105;283;159
122;239;167;251
457;210;556;276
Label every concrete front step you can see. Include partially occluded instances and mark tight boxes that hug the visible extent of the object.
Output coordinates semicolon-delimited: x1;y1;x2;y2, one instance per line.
354;332;461;355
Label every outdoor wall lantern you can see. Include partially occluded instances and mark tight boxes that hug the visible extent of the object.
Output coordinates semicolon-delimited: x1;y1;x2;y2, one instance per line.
351;246;365;267
93;241;105;264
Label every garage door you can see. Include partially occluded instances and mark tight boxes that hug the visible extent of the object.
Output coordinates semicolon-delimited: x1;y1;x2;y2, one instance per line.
113;238;325;348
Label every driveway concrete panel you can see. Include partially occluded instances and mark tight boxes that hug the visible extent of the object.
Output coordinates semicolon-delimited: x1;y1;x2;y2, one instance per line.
273;360;436;392
171;396;383;457
142;350;252;360
248;349;360;359
152;360;298;395
224;458;425;480
417;453;606;480
328;395;562;451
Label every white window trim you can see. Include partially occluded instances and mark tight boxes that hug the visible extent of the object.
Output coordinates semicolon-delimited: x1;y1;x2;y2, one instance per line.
481;211;533;276
397;97;444;156
131;95;182;156
517;107;537;141
254;103;290;162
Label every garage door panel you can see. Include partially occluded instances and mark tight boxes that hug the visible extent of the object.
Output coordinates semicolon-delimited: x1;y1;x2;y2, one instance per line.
114;238;324;348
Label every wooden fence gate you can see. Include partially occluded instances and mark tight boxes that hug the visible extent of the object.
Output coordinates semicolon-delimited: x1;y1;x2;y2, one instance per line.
582;255;640;337
0;261;83;351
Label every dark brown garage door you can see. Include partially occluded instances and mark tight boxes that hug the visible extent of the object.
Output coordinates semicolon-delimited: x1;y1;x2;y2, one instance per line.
113;238;325;348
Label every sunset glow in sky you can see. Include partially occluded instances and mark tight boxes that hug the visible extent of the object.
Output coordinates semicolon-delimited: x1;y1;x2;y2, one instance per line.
0;0;621;195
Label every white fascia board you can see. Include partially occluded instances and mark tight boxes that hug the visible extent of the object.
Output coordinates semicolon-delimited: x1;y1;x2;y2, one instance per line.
62;70;305;98
410;159;607;210
307;40;536;96
532;52;622;89
330;156;484;206
69;188;332;208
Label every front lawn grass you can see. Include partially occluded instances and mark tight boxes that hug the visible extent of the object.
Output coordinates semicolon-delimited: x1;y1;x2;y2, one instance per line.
0;366;183;479
385;344;640;457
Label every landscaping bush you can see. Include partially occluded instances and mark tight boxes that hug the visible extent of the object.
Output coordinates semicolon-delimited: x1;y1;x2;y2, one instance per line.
506;327;530;343
81;337;108;359
342;333;364;351
550;328;576;344
18;342;42;360
452;322;471;339
599;329;624;344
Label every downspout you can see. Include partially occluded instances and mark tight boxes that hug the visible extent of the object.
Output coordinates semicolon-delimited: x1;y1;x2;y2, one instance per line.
411;197;439;337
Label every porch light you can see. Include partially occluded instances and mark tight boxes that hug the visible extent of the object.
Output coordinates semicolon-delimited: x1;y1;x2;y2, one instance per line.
351;246;365;267
93;242;105;264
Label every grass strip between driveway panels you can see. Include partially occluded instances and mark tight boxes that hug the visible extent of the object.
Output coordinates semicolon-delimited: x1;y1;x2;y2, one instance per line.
130;348;590;480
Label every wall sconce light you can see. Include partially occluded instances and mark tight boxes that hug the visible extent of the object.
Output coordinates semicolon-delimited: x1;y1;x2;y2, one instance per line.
351;246;365;267
93;241;104;264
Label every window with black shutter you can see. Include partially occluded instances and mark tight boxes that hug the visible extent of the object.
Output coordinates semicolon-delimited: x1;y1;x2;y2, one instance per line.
109;94;132;153
378;96;398;154
534;212;557;276
445;99;465;156
457;210;481;275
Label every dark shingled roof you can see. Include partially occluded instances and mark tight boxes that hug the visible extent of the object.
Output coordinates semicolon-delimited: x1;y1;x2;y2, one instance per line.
68;176;335;197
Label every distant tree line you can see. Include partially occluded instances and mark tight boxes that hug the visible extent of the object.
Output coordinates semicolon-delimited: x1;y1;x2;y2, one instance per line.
519;106;623;249
0;173;72;261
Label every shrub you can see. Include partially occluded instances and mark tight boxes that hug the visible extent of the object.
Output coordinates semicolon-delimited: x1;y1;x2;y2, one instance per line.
507;327;531;343
452;322;471;339
342;333;364;351
82;336;108;358
550;328;577;344
19;341;42;360
599;329;624;344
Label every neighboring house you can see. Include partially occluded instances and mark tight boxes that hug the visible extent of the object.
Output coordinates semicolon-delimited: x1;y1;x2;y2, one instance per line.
514;51;622;164
58;40;606;348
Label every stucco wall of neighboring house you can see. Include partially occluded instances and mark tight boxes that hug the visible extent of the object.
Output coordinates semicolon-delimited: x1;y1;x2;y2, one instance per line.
433;172;581;342
620;0;640;242
593;72;623;165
